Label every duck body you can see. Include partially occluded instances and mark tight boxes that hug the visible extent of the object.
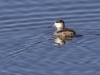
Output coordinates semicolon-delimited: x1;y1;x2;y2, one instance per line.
54;28;76;37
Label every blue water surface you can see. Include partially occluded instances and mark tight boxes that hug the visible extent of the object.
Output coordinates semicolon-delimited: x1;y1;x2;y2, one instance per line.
0;0;100;75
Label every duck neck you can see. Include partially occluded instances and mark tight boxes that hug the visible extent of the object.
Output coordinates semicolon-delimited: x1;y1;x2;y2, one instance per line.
57;28;64;31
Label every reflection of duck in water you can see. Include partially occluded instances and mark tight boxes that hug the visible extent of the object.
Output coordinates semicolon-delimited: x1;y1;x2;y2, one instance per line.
54;37;72;46
54;37;65;45
53;20;81;38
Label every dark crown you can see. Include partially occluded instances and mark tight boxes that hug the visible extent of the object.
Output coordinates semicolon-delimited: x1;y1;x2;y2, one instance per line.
56;20;64;24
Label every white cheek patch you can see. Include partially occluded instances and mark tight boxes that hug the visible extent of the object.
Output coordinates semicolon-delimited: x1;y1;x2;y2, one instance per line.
55;23;62;28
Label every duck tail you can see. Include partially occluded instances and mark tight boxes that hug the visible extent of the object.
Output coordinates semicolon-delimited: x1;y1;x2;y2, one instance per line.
75;34;83;37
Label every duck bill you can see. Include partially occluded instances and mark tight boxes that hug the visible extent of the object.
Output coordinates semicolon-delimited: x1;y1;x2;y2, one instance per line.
52;23;56;27
48;24;55;28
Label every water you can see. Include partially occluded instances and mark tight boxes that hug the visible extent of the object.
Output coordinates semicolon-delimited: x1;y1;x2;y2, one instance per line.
0;0;100;75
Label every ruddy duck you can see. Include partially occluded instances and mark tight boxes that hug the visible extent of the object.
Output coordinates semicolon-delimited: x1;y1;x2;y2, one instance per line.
53;20;80;37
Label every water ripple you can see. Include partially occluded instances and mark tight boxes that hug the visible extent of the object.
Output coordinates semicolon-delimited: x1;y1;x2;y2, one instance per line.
0;0;100;75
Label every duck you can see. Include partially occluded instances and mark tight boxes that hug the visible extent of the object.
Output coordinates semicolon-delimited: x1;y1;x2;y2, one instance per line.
53;20;80;38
